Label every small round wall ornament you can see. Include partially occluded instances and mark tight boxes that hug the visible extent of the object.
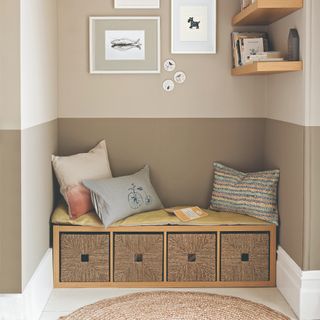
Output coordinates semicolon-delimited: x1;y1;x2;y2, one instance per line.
174;71;186;84
163;80;175;92
163;59;176;72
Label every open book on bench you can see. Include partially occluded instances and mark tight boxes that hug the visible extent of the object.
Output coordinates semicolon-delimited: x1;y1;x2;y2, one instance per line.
165;206;208;222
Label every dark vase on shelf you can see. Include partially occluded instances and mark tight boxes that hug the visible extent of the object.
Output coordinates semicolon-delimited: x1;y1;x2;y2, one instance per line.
288;28;300;61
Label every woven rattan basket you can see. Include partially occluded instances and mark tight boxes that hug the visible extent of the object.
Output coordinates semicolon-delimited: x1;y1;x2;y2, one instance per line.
60;232;110;282
220;232;269;282
167;233;216;282
113;233;164;282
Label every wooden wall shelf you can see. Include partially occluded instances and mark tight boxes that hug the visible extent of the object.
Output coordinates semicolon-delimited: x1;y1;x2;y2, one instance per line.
232;0;304;26
232;61;303;76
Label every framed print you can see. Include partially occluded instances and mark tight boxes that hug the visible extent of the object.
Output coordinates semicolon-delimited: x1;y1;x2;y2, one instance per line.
115;0;160;9
171;0;216;54
90;17;160;74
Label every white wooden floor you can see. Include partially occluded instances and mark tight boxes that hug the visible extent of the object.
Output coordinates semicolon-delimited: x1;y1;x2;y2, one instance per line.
40;287;297;320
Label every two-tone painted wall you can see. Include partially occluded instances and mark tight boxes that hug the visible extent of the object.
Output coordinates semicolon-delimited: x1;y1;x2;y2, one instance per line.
264;4;307;269
0;0;58;293
305;0;320;271
1;0;319;294
265;0;320;271
57;0;268;211
0;0;21;293
57;0;320;273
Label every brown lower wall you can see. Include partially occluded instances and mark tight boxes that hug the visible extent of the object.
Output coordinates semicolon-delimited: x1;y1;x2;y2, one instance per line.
58;118;266;208
59;118;319;270
264;119;305;269
1;117;317;293
0;130;22;293
0;120;58;293
308;126;320;270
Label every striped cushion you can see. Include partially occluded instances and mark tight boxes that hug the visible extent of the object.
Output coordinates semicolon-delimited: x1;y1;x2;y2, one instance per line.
210;163;280;225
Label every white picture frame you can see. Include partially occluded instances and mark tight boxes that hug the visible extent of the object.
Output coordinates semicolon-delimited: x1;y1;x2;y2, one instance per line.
115;0;160;9
171;0;216;54
89;17;160;74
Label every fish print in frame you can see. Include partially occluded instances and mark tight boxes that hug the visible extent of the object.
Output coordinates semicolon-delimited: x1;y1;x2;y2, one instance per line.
105;30;145;60
90;16;160;74
111;38;143;51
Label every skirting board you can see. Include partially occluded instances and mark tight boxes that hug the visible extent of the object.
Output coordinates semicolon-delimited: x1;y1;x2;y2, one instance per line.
0;249;53;320
277;246;320;320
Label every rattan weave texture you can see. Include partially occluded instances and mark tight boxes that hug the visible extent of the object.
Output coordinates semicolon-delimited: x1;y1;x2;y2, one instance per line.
113;233;163;282
167;233;216;282
60;233;109;282
60;291;290;320
220;232;269;281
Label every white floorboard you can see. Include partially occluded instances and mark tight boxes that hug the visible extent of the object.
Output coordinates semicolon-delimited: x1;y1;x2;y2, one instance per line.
40;287;297;320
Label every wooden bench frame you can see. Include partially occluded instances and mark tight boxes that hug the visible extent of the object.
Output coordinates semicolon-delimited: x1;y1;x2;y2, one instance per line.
53;223;276;288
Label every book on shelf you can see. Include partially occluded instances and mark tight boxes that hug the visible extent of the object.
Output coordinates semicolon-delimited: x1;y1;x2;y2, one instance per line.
247;57;284;63
241;38;264;65
231;32;269;67
246;51;284;63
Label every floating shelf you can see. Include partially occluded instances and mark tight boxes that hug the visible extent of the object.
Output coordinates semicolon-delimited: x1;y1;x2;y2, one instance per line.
232;61;303;76
232;0;304;26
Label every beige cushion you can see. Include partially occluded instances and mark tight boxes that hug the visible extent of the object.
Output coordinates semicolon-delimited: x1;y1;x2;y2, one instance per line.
52;140;112;219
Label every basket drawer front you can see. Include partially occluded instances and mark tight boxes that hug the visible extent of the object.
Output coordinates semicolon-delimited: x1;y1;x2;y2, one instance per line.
167;233;216;282
220;232;270;282
60;232;110;282
113;233;164;282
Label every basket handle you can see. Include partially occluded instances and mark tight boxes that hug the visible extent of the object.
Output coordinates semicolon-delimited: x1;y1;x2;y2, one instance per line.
134;253;143;262
241;253;249;262
81;254;89;262
188;253;196;262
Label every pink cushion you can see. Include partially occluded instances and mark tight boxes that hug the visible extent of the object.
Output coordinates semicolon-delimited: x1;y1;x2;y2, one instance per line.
52;140;112;219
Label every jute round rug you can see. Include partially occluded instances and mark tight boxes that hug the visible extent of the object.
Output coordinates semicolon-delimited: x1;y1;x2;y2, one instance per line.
60;291;290;320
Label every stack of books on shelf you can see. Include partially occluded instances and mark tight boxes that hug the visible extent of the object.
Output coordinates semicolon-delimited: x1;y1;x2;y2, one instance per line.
232;32;284;68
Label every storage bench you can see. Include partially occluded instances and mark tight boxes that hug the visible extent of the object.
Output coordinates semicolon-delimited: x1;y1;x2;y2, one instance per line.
53;211;276;288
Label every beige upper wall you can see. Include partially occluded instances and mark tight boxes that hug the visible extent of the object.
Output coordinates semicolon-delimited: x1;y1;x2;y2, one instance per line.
309;0;320;126
58;0;266;119
0;0;21;130
266;6;307;126
266;1;320;127
0;0;58;130
21;0;58;129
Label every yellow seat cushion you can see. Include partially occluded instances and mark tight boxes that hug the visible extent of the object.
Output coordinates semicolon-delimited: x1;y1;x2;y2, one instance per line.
51;202;103;227
51;202;270;227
